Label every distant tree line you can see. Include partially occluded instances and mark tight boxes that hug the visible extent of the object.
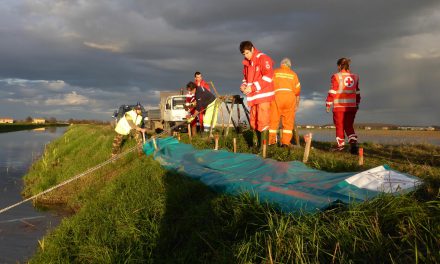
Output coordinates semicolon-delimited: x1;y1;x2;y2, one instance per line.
18;116;109;125
21;116;58;123
67;118;110;125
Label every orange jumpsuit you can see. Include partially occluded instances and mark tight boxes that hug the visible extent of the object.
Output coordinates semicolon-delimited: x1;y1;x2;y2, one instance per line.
269;65;301;145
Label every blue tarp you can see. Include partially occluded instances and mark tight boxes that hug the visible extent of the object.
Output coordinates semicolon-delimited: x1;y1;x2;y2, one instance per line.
143;137;421;213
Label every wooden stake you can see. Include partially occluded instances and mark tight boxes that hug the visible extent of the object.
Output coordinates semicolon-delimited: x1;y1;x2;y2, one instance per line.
177;132;181;141
303;133;312;163
220;101;225;135
142;132;146;143
262;139;267;158
187;123;192;140
233;138;237;153
225;98;235;137
358;147;364;166
214;134;219;150
152;136;158;151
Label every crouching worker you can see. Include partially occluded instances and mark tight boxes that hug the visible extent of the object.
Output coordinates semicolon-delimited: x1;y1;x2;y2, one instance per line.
112;104;146;158
186;81;219;137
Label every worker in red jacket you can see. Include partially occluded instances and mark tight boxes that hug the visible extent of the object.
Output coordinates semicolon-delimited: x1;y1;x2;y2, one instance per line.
326;57;360;154
194;71;210;131
194;71;210;91
239;41;274;147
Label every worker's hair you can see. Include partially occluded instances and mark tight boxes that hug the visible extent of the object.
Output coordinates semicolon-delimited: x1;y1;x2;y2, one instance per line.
337;57;351;70
186;81;197;90
194;71;201;77
239;41;254;53
280;57;291;67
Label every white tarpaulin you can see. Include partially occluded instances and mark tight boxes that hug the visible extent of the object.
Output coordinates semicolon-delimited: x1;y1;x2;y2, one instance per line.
345;165;422;193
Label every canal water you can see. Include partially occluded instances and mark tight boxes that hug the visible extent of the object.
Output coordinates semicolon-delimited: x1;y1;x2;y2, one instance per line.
0;127;67;263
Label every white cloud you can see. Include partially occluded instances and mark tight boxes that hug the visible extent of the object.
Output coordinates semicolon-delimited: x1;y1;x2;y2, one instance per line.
47;80;66;91
83;41;122;53
44;91;91;106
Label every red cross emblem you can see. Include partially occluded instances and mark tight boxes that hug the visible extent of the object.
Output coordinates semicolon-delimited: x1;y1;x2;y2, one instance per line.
344;76;354;87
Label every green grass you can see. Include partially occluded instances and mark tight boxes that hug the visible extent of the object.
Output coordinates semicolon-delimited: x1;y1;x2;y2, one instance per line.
24;125;440;263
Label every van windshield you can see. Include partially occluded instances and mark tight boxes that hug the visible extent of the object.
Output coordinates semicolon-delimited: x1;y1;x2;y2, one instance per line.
172;97;186;110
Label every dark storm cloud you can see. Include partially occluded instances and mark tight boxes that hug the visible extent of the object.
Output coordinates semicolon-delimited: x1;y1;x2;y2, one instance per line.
0;0;439;125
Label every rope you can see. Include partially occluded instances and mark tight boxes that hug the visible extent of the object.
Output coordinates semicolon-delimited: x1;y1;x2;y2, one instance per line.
0;96;227;215
0;121;184;215
0;144;138;214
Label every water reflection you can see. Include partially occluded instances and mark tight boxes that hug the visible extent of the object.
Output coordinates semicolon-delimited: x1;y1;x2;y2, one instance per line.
0;127;67;263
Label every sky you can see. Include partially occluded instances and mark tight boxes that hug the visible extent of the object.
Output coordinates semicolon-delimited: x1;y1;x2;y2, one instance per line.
0;0;439;126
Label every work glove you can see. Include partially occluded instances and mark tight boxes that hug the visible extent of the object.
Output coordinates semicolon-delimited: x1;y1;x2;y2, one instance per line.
187;116;195;123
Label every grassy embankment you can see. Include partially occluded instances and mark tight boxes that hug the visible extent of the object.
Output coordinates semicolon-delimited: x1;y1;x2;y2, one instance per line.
23;125;439;263
0;123;68;133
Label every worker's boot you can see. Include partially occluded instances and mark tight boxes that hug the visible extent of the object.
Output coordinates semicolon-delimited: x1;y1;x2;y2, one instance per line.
350;142;359;155
253;130;261;147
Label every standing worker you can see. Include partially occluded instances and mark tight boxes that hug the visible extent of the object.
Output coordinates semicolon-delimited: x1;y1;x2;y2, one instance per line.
194;71;210;131
194;71;210;91
268;57;301;147
239;41;274;147
112;104;146;157
186;81;219;136
326;58;360;154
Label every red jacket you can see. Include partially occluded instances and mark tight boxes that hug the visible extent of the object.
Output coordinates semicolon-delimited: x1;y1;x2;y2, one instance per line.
185;91;196;115
242;48;274;107
195;79;210;92
326;69;360;112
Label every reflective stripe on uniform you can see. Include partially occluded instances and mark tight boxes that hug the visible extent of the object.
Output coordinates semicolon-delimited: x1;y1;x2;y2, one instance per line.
254;81;262;91
275;88;293;92
262;75;272;82
282;130;293;134
334;98;356;103
247;91;275;102
340;90;356;94
274;72;294;79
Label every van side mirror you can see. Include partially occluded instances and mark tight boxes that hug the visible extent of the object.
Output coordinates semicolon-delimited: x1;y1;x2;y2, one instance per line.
166;103;171;110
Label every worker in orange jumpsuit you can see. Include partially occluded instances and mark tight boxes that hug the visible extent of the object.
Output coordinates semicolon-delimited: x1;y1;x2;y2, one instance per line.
194;71;210;131
326;57;360;154
239;41;274;146
268;58;301;147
